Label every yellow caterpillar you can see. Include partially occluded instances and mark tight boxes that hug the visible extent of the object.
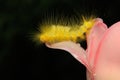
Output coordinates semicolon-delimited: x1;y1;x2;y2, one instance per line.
36;16;95;43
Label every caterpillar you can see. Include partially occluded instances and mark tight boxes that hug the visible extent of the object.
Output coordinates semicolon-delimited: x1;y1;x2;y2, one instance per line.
35;16;96;44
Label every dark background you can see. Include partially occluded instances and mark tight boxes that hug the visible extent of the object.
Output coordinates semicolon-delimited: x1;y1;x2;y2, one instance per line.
0;0;120;80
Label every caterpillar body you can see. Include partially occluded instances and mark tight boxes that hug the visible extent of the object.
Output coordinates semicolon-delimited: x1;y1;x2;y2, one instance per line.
35;16;96;43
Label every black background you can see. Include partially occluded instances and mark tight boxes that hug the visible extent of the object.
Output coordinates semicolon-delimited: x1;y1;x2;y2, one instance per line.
0;0;120;80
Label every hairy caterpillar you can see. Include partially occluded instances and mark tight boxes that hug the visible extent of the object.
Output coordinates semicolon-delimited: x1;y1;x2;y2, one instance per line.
35;16;96;43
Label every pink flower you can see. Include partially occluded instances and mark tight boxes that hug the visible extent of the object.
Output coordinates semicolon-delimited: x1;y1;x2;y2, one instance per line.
46;18;120;80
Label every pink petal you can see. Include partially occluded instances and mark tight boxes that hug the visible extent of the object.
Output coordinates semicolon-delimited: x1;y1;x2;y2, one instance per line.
94;22;120;80
46;41;90;69
86;18;108;70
